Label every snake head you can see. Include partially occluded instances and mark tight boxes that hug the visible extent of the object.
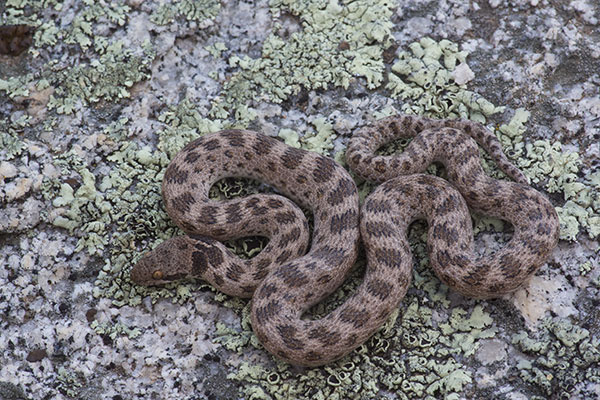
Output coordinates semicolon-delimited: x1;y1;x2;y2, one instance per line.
130;236;194;286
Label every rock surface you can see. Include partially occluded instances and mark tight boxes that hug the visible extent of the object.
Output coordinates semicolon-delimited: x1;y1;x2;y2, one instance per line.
1;1;598;399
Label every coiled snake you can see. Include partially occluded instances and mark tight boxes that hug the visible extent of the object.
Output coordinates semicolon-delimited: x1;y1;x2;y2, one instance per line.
131;115;559;367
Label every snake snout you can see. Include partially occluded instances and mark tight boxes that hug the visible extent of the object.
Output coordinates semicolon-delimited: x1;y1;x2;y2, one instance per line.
130;254;155;285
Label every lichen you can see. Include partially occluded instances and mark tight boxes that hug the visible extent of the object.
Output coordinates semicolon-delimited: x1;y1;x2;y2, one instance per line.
150;0;221;26
45;40;155;115
218;247;499;399
579;261;593;276
205;41;227;58
209;0;395;120
300;117;336;154
156;97;225;158
55;367;83;398
210;30;591;398
90;320;141;340
386;37;504;121
46;139;197;307
278;127;301;148
385;38;598;242
11;0;590;398
512;317;600;398
62;1;131;50
0;74;32;99
0;129;27;160
498;109;598;240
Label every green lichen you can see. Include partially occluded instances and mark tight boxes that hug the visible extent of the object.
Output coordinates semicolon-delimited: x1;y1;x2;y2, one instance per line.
382;39;523;184
45;40;154;114
23;0;590;398
579;261;593;276
156;97;225;158
0;130;26;161
46;138;205;307
1;0;43;25
497;109;598;240
63;1;131;50
512;317;600;398
90;319;142;340
300;117;336;154
209;0;395;120
55;367;83;398
220;252;499;399
3;0;131;50
386;37;504;121
0;74;33;99
205;41;227;58
385;38;598;242
213;321;253;353
555;170;600;240
213;33;585;398
45;108;266;309
278;128;301;148
150;0;221;26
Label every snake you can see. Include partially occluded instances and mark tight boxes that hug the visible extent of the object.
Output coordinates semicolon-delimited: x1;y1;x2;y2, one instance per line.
131;115;559;367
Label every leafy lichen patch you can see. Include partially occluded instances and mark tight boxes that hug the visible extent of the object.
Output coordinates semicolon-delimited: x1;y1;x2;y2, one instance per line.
209;0;395;121
45;40;154;115
512;317;600;399
386;37;504;121
150;0;221;26
497;109;599;240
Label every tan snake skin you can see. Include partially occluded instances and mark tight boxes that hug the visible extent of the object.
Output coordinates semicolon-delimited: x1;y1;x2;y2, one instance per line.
131;115;559;367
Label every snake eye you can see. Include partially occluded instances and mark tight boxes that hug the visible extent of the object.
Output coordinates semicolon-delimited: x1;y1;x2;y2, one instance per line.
152;270;164;280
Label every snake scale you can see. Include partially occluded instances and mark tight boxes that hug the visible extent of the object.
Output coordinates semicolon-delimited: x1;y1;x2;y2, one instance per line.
131;115;559;367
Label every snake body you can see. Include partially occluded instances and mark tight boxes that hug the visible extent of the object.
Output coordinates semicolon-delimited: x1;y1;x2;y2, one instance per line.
131;115;559;367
